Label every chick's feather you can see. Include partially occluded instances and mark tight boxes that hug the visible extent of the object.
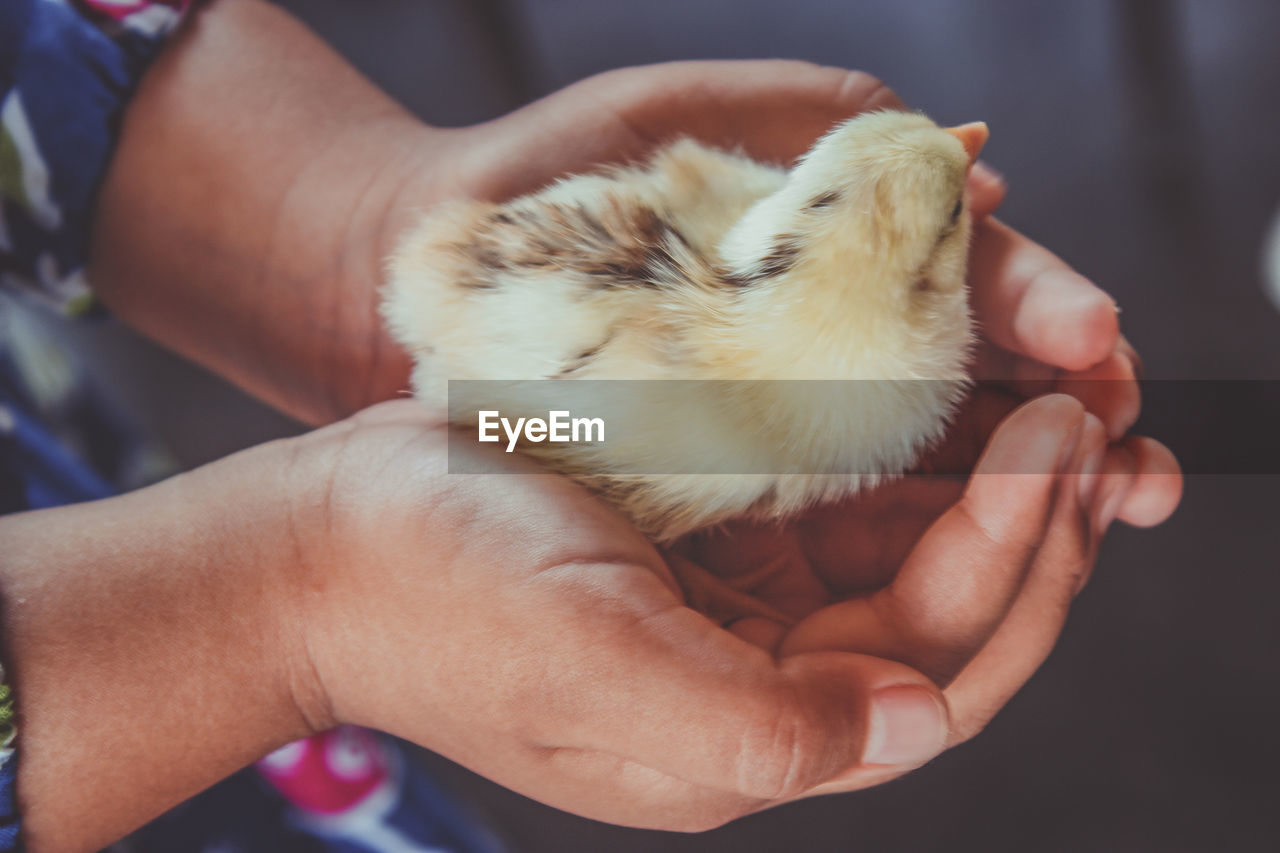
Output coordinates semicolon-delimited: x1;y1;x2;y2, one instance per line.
385;111;979;541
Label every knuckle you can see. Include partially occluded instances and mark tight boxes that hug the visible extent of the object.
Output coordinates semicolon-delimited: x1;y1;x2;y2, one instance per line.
734;690;833;801
952;699;1005;744
955;498;1039;563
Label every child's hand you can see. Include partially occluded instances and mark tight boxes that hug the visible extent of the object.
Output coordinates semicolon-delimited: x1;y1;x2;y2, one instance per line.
273;396;1176;829
1;391;1176;848
430;61;1145;437
681;391;1179;758
90;0;1143;454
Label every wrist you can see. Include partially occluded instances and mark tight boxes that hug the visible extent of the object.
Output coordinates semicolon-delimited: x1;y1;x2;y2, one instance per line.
86;0;456;426
166;437;333;742
285;115;455;422
0;442;313;849
262;411;462;740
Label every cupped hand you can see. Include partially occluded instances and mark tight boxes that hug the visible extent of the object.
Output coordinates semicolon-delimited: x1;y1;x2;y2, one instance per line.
273;391;1172;832
679;389;1178;764
315;62;1180;823
392;60;1173;515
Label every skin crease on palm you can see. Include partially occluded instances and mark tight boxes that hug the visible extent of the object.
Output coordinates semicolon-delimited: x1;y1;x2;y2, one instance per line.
0;1;1185;850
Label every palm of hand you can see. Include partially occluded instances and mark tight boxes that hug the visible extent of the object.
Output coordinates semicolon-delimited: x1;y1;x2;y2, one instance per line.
675;387;1023;653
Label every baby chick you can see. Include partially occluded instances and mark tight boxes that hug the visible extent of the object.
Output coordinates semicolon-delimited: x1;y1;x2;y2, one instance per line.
385;111;986;546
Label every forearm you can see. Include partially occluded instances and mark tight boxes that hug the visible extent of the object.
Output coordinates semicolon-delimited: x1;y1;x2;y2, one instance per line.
87;0;450;425
0;454;309;851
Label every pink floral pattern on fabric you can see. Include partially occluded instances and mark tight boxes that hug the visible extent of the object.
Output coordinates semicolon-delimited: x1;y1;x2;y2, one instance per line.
257;727;391;817
74;0;192;23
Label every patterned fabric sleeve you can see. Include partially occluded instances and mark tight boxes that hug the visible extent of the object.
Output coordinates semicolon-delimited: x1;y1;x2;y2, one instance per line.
0;663;15;851
0;0;192;315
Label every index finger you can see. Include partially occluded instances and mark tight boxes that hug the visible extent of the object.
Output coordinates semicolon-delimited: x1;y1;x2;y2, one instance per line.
461;60;900;201
970;217;1121;371
612;60;1007;207
778;395;1089;684
608;60;904;163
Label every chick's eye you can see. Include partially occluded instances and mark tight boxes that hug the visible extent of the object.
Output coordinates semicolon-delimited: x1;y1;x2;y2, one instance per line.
950;199;964;222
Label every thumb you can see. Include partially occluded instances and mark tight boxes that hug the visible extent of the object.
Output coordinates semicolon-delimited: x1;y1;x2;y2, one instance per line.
780;651;952;773
551;599;950;802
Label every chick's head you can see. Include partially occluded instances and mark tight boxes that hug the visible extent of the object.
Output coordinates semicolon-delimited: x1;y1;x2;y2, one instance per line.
720;111;987;380
794;111;984;288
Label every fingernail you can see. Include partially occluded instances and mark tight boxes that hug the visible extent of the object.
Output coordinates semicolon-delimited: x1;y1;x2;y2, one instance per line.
1077;441;1106;507
1093;447;1136;532
865;685;948;766
1057;418;1085;474
1076;415;1107;506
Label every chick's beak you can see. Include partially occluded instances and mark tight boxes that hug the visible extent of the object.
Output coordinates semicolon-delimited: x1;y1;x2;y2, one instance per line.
946;121;989;169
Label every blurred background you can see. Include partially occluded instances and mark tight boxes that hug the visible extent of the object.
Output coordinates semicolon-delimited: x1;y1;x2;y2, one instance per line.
36;0;1280;850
